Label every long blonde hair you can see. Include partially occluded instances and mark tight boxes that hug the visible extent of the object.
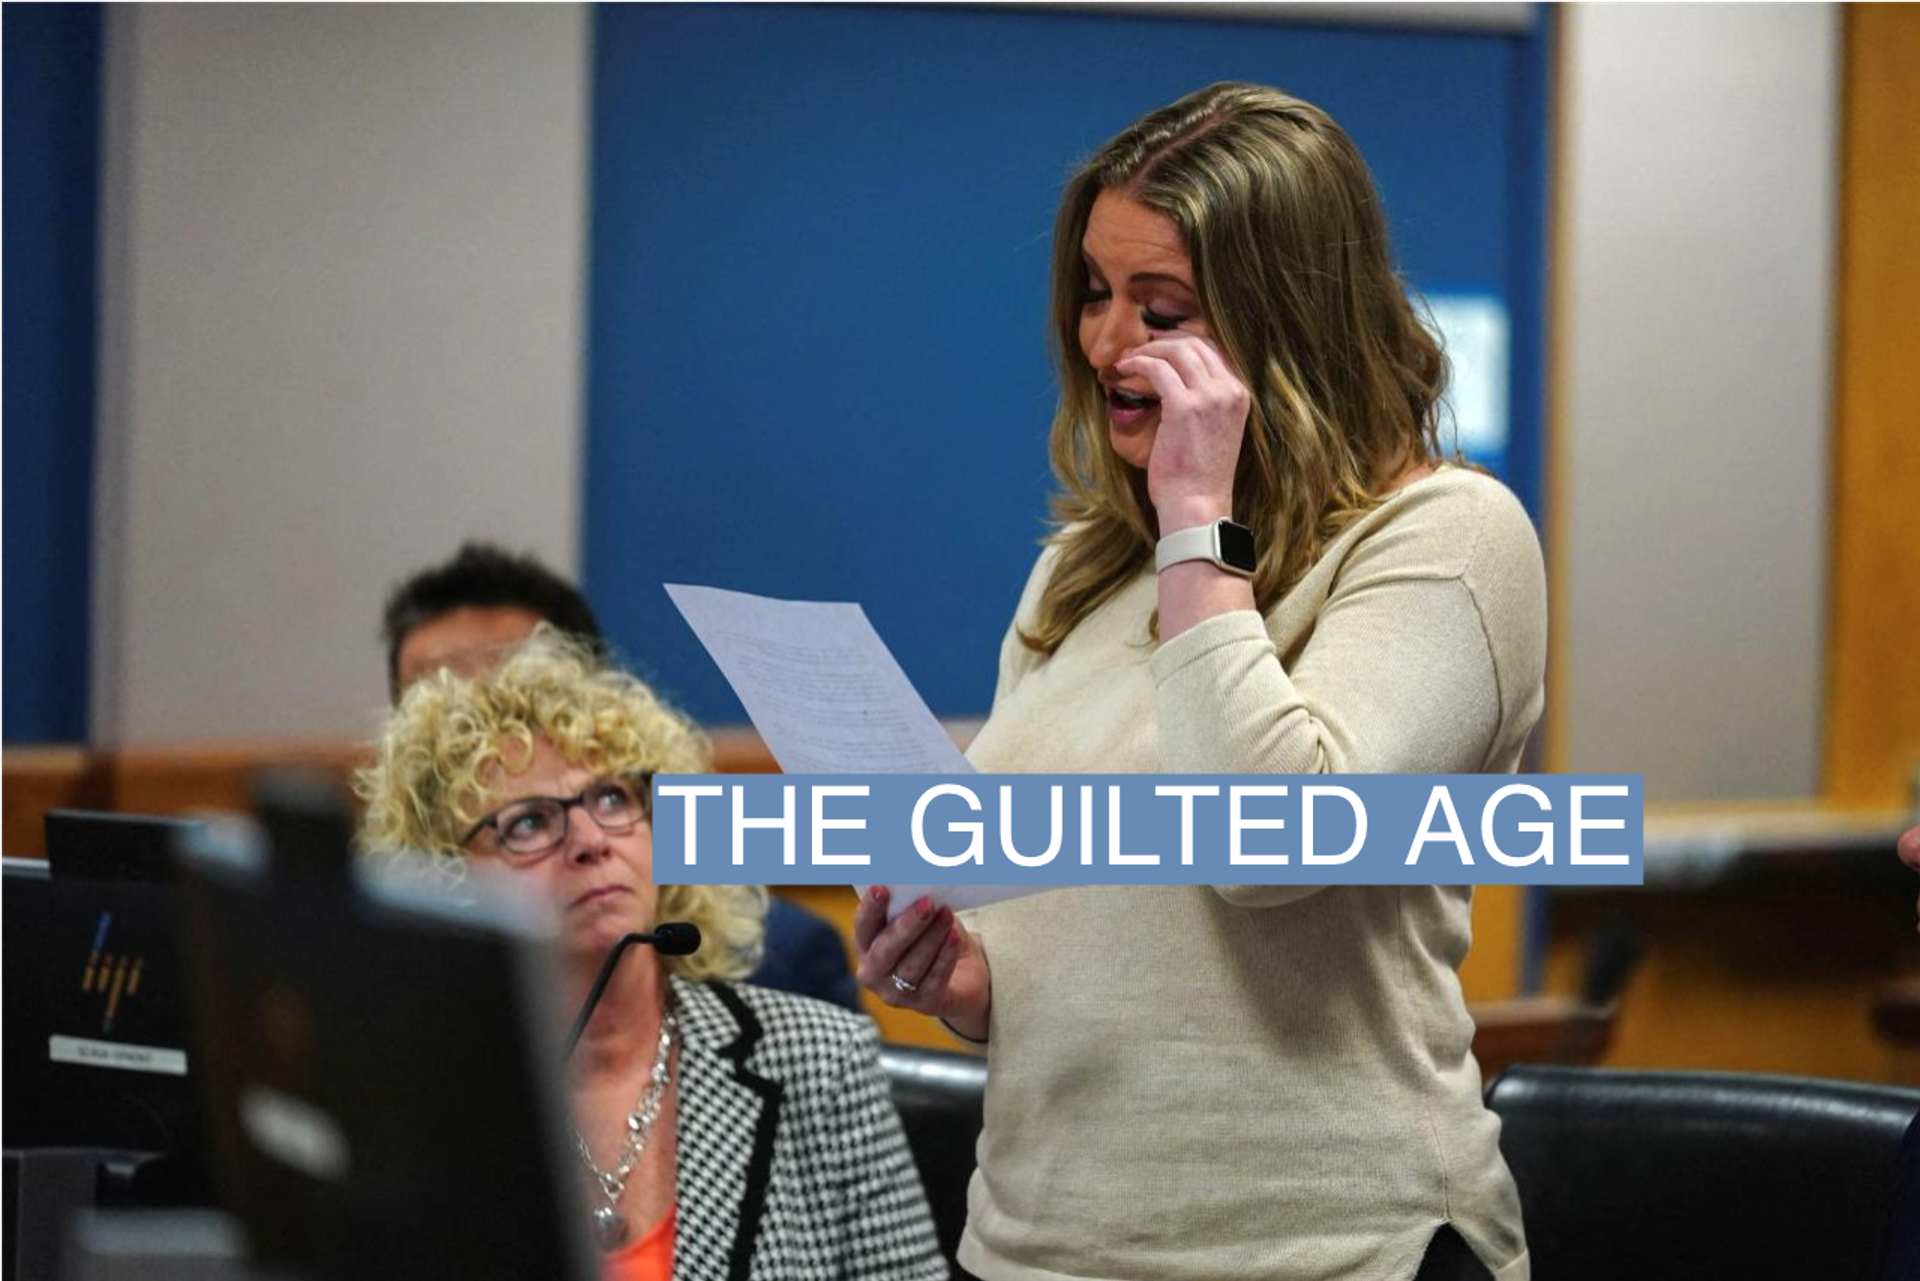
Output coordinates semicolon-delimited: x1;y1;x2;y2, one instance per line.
354;627;765;981
1024;82;1448;654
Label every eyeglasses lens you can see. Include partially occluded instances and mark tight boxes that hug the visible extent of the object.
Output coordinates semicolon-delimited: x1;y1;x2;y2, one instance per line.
496;779;648;856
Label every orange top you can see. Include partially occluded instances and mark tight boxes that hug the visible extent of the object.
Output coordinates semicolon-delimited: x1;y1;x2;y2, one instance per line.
603;1206;675;1281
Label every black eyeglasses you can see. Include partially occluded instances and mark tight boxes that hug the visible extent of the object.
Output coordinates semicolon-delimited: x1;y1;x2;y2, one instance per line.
462;773;653;859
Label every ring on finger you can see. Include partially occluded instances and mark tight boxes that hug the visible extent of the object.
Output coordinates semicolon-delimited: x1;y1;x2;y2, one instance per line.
890;973;918;994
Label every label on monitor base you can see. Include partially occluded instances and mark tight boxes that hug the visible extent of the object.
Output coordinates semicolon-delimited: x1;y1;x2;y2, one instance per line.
49;1034;189;1076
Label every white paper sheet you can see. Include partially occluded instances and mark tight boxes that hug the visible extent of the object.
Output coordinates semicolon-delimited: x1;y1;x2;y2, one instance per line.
851;882;1038;921
664;583;1049;919
665;583;974;775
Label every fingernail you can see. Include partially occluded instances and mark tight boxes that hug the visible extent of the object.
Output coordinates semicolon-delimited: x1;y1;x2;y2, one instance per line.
948;923;962;946
915;896;933;919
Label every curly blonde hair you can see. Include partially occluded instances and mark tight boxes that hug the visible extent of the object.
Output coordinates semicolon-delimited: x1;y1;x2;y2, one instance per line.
1026;82;1450;654
355;626;765;981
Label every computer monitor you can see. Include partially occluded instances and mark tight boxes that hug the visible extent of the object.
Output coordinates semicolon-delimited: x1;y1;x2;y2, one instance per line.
1;853;210;1204
45;809;199;884
176;775;597;1281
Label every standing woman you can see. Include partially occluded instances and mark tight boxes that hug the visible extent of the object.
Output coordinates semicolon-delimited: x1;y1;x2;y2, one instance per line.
855;83;1544;1281
358;631;946;1281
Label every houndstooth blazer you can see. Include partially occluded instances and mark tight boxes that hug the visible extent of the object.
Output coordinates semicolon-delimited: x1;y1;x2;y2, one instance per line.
668;976;948;1281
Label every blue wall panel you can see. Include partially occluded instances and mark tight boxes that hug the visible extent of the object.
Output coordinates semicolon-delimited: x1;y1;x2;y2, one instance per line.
3;5;102;744
586;4;1546;722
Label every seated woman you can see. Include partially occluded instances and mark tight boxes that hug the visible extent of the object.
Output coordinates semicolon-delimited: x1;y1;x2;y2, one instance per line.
355;628;945;1281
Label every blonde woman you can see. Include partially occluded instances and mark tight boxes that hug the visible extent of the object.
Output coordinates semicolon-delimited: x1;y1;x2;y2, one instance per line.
854;83;1545;1281
358;630;944;1281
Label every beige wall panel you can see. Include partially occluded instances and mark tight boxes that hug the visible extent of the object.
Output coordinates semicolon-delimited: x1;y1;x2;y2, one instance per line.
92;4;589;743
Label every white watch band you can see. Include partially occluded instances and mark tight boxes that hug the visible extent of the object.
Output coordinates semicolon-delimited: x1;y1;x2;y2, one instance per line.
1156;523;1226;574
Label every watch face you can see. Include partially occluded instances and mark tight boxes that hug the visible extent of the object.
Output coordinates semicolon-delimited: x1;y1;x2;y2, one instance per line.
1217;521;1258;572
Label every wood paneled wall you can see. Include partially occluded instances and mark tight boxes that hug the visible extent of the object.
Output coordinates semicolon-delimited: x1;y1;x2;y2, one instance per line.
1534;9;1920;1083
1825;3;1920;809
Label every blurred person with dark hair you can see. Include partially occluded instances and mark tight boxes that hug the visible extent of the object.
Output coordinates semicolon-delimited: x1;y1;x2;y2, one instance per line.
380;543;864;1014
382;541;605;699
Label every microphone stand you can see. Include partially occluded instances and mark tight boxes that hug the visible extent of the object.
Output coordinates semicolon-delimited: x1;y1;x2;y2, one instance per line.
562;925;699;1061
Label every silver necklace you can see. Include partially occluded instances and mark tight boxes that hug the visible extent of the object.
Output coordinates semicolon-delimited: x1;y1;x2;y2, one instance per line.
575;1009;676;1251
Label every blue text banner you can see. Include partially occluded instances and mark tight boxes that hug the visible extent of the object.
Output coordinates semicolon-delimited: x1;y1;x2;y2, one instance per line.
650;775;1643;887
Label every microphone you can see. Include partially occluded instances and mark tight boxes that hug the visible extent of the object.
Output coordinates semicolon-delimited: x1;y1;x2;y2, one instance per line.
564;923;702;1060
642;922;700;957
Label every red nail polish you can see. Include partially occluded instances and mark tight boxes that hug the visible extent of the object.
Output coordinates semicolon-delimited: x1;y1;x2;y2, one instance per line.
916;897;933;919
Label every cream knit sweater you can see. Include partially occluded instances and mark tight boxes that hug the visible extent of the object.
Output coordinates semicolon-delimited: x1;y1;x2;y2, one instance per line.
957;467;1543;1281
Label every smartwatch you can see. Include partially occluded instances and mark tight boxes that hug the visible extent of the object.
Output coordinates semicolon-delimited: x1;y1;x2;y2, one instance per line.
1155;519;1257;577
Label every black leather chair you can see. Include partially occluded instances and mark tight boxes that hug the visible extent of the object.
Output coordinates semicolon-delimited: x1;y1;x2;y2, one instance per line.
880;1044;987;1270
1487;1064;1920;1281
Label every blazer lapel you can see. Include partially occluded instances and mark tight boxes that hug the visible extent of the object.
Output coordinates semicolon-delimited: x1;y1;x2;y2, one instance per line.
671;979;783;1281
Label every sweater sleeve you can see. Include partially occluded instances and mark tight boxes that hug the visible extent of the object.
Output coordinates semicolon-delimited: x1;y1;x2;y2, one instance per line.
1148;481;1543;909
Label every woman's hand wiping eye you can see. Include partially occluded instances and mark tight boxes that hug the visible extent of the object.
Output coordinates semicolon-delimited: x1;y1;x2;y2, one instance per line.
1115;331;1251;527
